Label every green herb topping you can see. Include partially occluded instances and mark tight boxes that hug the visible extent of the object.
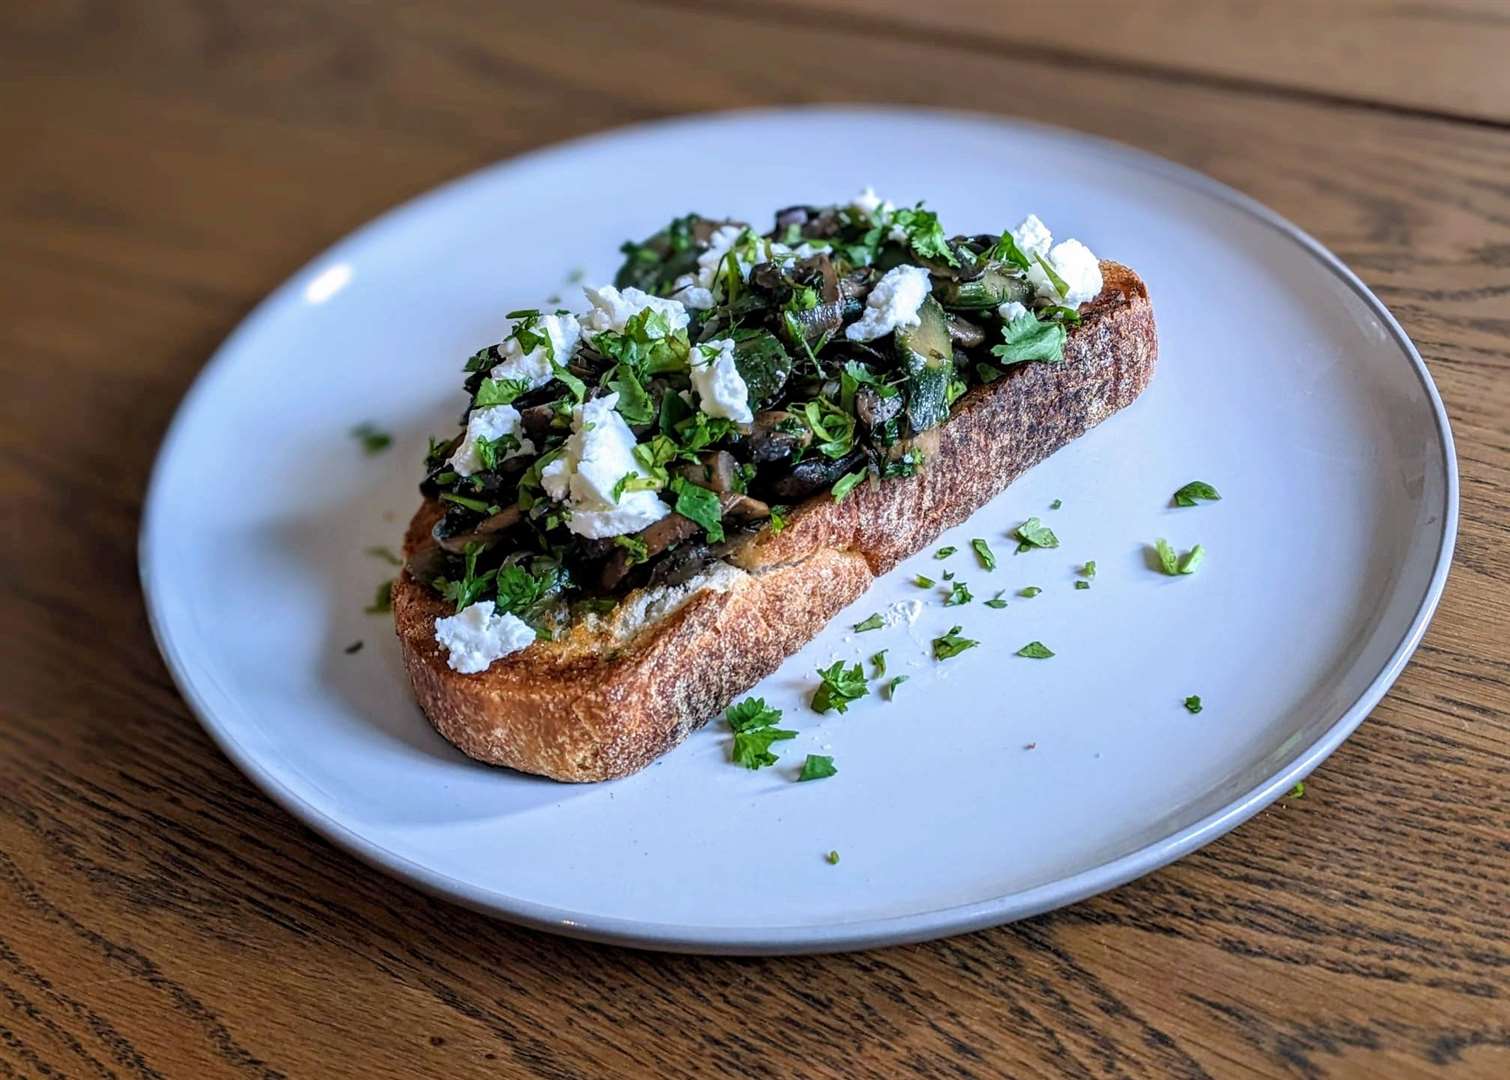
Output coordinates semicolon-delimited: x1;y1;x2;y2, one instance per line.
726;697;796;769
1184;695;1203;714
1016;641;1054;659
853;613;885;633
812;660;869;714
971;538;998;571
798;754;838;781
1173;481;1222;508
932;626;979;660
350;422;392;455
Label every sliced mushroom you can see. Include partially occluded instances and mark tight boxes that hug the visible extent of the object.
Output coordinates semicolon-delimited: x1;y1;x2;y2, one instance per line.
855;386;903;430
767;449;866;500
646;542;715;588
946;313;986;349
596;513;702;590
518;403;556;442
748;410;810;464
718;492;770;522
404;541;450;584
433;504;522;554
675;449;738;493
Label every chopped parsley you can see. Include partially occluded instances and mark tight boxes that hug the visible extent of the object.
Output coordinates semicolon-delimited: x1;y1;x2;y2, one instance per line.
984;592;1009;609
890;204;958;266
932;626;978;660
343;640;364;655
871;650;888;677
366;580;394;614
1184;695;1203;714
1082;561;1096;579
852;613;885;633
1049;498;1063;510
812;660;868;714
942;570;956;581
612;534;649;565
831;468;868;502
971;538;998;571
726;697;796;769
1287;781;1306;800
473;376;530;409
992;313;1067;366
934;546;957;560
768;505;790;534
365;545;403;566
1173;481;1222;508
884;675;909;699
1016;641;1054;659
1154;539;1205;575
1013;517;1060;552
671;476;724;542
944;581;973;606
825;850;841;865
913;574;936;588
434;543;495;612
350;422;392;455
798;754;838;781
1074;580;1091;590
1018;586;1042;598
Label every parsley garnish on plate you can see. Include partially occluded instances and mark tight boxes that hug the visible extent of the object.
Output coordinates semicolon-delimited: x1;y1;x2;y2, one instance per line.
726;697;796;769
1082;560;1096;579
985;591;1008;609
1013;517;1059;553
971;538;997;571
825;850;841;865
852;613;885;633
365;580;394;614
871;650;888;677
914;574;936;588
934;546;957;560
1074;580;1091;590
932;626;978;660
1154;539;1206;575
812;660;868;714
1050;498;1063;510
1287;781;1306;800
1016;641;1055;659
1172;481;1222;508
944;581;973;606
884;675;909;699
798;754;838;781
344;640;364;655
1184;695;1203;714
350;422;392;455
1018;586;1042;598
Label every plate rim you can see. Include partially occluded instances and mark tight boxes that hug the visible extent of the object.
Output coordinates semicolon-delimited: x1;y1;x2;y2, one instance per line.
139;104;1459;954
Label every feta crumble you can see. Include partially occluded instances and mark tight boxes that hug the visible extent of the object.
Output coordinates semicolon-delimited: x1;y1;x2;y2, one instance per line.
1027;238;1104;308
845;264;932;342
540;392;670;538
1010;214;1053;259
434;600;536;674
851;186;895;221
577;285;689;339
447;404;534;477
689;338;753;424
997;300;1029;322
488;313;581;391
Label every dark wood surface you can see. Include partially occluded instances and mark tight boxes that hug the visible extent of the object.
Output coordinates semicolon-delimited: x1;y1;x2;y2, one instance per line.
3;2;1508;1076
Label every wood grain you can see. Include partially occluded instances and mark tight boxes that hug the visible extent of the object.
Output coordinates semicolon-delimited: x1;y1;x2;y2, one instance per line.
760;0;1510;124
2;0;1508;1076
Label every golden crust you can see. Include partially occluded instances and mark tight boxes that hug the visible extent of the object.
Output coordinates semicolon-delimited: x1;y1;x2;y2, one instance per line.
393;262;1156;781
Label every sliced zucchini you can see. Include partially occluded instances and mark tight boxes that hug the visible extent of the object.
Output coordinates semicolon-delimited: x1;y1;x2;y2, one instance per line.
731;329;794;409
934;266;1033;310
895;297;955;433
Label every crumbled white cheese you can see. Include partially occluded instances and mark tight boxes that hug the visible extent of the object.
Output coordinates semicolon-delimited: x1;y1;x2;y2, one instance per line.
851;186;895;220
540;392;670;538
577;285;689;339
1011;214;1053;259
488;313;581;390
845;264;932;342
689;338;753;424
997;300;1029;322
447;404;534;477
434;601;536;674
669;225;758;311
1027;238;1104;308
883;599;924;627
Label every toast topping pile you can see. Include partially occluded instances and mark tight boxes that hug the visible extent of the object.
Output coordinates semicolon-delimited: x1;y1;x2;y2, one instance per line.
417;192;1103;672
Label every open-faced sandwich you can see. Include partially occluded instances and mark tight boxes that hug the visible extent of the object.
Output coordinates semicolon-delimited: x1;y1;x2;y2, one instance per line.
394;191;1156;780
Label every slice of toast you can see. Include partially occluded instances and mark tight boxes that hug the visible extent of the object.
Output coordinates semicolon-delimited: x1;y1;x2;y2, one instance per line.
393;262;1156;780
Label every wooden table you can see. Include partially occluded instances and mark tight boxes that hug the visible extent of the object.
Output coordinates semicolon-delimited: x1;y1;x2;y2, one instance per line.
4;2;1508;1076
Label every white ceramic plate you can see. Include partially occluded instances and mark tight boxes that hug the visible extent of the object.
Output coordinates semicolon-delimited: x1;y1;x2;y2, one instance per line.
141;107;1456;954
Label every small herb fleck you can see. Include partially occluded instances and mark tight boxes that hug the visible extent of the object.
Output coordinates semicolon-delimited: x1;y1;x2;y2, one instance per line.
914;574;936;588
1173;481;1222;508
934;546;957;560
798;754;838;782
932;626;978;660
884;675;909;699
350;422;392;455
1013;517;1059;552
1082;560;1097;579
726;697;796;769
1018;586;1042;598
1287;781;1306;800
825;850;840;865
985;591;1009;609
944;581;973;606
813;660;869;714
343;640;364;655
1184;695;1203;714
971;538;998;571
366;580;394;614
1049;498;1063;510
1074;580;1091;590
1016;641;1054;659
852;613;885;633
871;650;888;677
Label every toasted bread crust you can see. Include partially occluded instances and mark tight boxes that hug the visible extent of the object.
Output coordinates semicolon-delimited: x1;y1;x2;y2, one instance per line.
393;262;1156;780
